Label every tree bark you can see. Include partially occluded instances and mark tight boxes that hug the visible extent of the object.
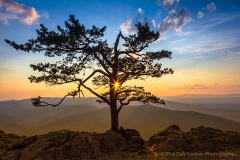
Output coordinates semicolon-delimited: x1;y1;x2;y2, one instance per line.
110;32;121;132
109;78;119;132
110;101;119;132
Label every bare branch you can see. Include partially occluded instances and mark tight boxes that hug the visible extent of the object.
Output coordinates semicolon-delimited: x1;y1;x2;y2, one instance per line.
81;82;110;105
98;50;113;67
117;99;131;114
82;69;109;83
92;52;111;75
29;88;85;107
114;31;123;56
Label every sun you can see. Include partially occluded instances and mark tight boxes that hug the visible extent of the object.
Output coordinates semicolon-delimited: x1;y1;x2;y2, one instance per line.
115;83;119;88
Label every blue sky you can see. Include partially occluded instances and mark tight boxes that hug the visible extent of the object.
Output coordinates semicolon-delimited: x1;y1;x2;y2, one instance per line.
0;0;240;100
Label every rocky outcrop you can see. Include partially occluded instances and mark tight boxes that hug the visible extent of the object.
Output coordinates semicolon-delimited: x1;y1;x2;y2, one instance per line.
147;125;240;159
0;130;26;159
1;130;132;160
1;125;240;160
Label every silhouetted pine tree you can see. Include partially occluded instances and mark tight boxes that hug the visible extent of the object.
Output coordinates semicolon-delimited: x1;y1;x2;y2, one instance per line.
5;15;173;132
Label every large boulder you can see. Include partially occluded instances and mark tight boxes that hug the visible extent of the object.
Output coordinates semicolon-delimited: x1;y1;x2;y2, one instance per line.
129;136;144;146
119;127;141;141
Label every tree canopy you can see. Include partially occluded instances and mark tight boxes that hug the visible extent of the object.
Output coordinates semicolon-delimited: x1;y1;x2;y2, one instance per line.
5;14;173;132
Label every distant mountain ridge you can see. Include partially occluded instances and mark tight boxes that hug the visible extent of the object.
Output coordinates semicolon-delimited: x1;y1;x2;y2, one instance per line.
161;94;240;98
0;96;240;140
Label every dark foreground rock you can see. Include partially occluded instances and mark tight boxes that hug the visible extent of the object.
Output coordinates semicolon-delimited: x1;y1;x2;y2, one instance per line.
147;125;240;159
1;125;240;160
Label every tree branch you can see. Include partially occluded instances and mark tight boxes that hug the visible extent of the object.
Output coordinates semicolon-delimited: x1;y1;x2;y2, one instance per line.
29;95;68;107
98;50;113;67
82;69;109;83
30;87;85;107
117;99;132;114
114;31;123;56
81;82;110;105
92;52;111;75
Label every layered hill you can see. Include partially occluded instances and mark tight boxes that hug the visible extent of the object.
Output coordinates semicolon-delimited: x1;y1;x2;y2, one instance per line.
1;97;240;140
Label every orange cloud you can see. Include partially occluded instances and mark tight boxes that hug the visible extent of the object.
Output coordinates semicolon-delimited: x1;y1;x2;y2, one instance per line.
171;84;208;90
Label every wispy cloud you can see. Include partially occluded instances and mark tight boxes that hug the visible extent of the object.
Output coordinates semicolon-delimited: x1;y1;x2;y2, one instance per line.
120;8;156;34
206;2;217;12
157;0;191;33
216;49;240;57
157;0;179;11
197;11;205;19
195;55;202;59
190;13;240;33
0;0;41;25
158;7;191;33
171;84;208;90
227;50;240;56
166;13;240;55
39;11;49;19
120;0;191;35
0;11;18;24
195;2;216;21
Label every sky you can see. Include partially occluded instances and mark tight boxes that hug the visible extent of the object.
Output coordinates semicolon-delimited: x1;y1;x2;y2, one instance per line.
0;0;240;101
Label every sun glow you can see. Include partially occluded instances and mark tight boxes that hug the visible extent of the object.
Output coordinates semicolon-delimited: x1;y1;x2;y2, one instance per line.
115;83;119;88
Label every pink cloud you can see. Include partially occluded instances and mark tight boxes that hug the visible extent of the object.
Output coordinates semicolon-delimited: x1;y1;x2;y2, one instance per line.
0;11;19;24
21;7;39;25
2;0;26;13
0;0;40;25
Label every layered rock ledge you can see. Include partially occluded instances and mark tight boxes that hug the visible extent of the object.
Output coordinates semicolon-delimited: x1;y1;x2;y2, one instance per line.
0;125;239;160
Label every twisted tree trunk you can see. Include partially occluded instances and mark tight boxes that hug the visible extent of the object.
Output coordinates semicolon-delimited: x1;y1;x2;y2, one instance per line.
109;79;119;132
